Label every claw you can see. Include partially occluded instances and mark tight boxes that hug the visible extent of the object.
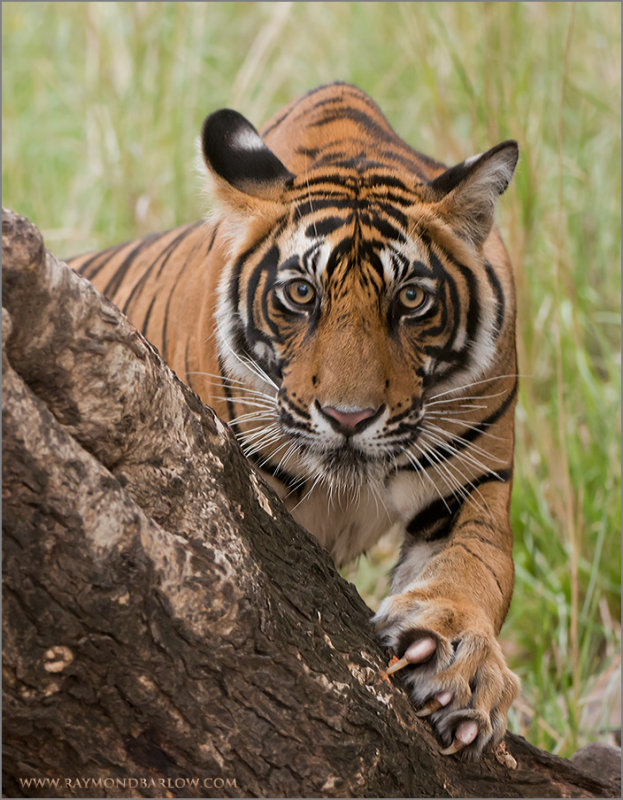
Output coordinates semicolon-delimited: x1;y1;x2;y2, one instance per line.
439;739;468;756
386;656;409;675
415;690;453;717
416;698;443;716
439;719;478;755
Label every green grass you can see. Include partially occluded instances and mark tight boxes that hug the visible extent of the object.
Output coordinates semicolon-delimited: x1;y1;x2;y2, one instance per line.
3;1;620;757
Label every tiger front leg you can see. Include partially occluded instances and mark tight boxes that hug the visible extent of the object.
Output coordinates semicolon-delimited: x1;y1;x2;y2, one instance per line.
373;493;519;759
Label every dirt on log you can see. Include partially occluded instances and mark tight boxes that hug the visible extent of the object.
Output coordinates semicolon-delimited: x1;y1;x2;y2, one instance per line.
2;208;619;799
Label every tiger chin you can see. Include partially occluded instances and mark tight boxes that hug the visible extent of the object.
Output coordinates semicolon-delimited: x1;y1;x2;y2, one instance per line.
70;82;521;759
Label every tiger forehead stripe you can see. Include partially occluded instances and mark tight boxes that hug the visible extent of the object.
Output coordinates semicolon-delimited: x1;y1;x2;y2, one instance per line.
282;225;335;273
290;181;418;215
378;247;431;285
307;241;332;276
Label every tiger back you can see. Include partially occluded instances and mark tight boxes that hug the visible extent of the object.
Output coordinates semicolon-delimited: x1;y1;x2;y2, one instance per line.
69;83;521;759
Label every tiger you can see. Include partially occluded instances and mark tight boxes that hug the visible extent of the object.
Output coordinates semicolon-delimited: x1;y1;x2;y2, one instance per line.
69;82;521;759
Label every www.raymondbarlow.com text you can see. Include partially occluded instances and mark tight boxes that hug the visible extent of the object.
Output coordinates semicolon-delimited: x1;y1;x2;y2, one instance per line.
17;776;238;791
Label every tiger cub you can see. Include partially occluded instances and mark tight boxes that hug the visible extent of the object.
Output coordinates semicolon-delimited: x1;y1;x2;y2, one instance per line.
70;83;520;758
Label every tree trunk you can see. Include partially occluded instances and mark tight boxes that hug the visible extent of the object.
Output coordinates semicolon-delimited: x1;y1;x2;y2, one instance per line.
2;208;618;799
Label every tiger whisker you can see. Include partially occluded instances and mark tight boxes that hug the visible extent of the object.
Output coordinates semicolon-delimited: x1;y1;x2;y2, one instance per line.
235;418;280;437
283;476;309;501
427;403;489;412
242;433;283;455
368;477;381;517
243;443;281;460
413;429;482;508
427;374;522;402
242;432;285;458
416;438;475;508
417;431;492;516
422;421;507;465
240;436;281;456
220;397;278;411
257;440;292;469
423;414;507;442
424;389;509;408
237;424;282;447
368;473;390;518
223;387;278;402
228;397;277;411
420;424;506;479
403;444;456;515
229;411;277;426
186;370;251;387
200;326;220;347
290;471;324;513
187;369;276;397
419;427;491;476
274;442;300;473
219;336;279;391
425;407;491;417
234;422;277;440
239;353;279;390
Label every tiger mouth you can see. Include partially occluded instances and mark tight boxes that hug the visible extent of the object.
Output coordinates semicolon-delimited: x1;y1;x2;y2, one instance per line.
286;429;410;486
307;446;387;487
322;443;377;468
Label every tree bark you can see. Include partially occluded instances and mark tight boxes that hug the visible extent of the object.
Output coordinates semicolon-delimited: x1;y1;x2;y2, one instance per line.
1;208;618;799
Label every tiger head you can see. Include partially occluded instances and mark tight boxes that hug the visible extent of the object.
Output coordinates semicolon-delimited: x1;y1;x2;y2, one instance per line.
201;107;518;489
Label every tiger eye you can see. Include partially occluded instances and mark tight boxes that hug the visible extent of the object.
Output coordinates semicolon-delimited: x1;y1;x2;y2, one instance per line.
398;285;427;310
285;279;316;306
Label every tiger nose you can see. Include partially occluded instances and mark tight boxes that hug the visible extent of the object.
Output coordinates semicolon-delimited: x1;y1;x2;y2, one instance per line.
318;404;383;435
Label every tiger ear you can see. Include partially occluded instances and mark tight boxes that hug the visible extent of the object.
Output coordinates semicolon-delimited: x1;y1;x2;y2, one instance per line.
426;140;518;246
201;109;294;208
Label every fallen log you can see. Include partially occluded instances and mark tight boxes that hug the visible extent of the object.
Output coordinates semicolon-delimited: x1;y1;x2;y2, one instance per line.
2;208;618;798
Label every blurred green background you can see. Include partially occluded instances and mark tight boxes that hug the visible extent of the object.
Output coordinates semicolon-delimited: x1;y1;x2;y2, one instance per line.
3;2;620;757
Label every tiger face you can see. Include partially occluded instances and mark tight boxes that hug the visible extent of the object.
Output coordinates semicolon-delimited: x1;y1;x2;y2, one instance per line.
205;110;515;495
254;222;429;490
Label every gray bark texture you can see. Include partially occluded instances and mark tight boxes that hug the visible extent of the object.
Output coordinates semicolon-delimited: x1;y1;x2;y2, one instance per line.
2;208;619;798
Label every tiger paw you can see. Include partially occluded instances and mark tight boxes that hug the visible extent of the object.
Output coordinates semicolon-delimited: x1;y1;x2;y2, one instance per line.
372;593;520;759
